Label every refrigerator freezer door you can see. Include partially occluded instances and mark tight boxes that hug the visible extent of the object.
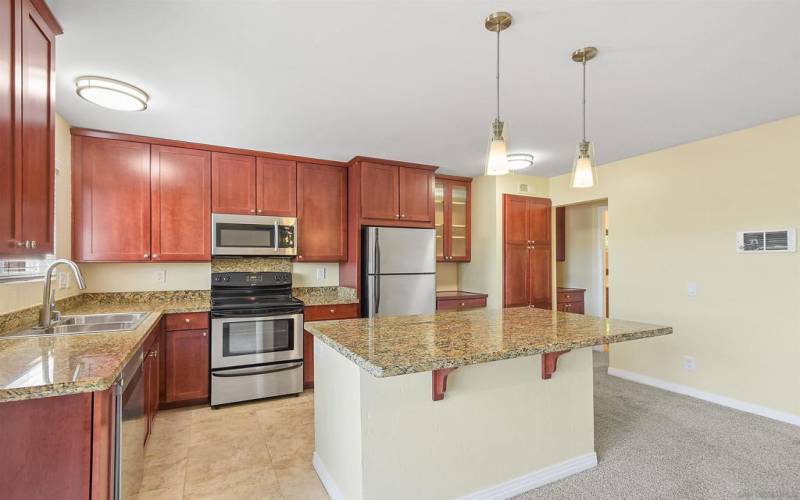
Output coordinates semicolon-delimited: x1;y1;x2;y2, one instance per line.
364;227;436;275
366;274;436;317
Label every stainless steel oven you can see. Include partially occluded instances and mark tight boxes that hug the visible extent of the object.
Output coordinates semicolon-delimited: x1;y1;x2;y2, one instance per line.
211;213;297;256
211;314;303;368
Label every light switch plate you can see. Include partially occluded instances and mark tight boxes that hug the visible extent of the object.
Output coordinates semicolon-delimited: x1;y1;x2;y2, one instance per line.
316;267;327;281
682;356;696;372
687;282;697;297
156;270;167;284
57;272;69;289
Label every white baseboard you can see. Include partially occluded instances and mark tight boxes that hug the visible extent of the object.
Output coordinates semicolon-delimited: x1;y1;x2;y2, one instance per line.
607;367;800;427
313;452;346;500
458;452;598;500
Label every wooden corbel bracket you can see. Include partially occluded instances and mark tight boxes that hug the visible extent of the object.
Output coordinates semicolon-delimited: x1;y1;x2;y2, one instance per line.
541;350;571;380
432;367;458;401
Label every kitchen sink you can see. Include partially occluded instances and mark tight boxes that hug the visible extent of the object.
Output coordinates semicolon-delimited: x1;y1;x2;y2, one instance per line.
2;313;149;339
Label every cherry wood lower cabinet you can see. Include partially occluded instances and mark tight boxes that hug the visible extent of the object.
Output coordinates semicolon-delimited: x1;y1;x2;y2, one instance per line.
436;291;487;311
503;195;552;309
557;287;585;314
296;162;348;261
163;313;210;405
143;320;163;444
303;303;360;388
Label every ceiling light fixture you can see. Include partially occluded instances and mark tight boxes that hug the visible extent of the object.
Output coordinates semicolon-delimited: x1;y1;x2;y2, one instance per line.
484;11;512;176
507;153;534;170
75;76;149;111
570;47;599;188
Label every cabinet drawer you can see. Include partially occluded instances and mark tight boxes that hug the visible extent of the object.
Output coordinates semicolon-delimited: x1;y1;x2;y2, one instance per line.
165;312;209;331
304;303;360;322
437;297;486;310
557;291;584;303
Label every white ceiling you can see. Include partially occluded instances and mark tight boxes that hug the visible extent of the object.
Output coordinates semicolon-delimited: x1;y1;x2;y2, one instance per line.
48;0;800;177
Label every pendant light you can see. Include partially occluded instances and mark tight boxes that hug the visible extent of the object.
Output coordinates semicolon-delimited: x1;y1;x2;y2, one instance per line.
570;47;599;188
484;12;512;176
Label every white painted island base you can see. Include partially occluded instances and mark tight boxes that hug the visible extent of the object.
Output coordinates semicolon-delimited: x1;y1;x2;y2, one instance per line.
312;340;597;500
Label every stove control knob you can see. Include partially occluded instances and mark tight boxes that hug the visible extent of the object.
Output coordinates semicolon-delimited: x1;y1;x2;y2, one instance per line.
224;276;230;282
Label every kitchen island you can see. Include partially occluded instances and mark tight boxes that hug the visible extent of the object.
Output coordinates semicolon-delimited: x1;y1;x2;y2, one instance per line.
305;307;672;500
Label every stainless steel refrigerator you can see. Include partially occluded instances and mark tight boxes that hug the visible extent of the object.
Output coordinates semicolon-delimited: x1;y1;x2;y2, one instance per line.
362;227;436;317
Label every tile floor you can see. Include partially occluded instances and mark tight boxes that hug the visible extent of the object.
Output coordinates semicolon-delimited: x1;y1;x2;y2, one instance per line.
136;390;327;500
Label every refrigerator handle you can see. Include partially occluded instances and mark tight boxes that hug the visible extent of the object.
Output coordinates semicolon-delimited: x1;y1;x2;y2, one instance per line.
374;230;381;315
375;274;380;315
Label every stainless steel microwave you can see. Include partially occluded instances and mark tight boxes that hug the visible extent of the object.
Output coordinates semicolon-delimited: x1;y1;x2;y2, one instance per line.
211;213;297;256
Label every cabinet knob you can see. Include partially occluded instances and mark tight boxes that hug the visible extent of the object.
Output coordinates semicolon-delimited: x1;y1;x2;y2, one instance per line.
202;331;207;337
257;209;262;214
185;318;191;323
460;302;465;307
329;308;335;313
152;253;159;259
297;255;303;260
30;240;37;248
143;253;149;258
13;240;25;248
401;214;406;218
395;214;400;219
250;209;256;213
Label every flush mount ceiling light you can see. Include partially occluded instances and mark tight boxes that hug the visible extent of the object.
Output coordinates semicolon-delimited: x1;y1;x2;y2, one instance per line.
75;76;149;111
484;11;512;176
507;153;534;170
570;47;599;188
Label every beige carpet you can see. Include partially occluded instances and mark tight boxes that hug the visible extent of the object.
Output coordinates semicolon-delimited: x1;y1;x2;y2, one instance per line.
515;352;800;499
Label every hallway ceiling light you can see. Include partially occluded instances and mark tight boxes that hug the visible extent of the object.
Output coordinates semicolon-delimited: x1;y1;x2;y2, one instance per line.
507;153;534;170
570;47;599;188
75;76;149;111
484;12;512;176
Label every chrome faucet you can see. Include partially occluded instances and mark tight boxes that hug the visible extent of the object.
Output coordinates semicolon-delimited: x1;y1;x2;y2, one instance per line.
40;259;87;329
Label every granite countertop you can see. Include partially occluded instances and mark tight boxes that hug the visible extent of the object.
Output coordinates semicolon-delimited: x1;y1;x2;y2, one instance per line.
305;307;672;377
0;294;210;403
293;286;359;306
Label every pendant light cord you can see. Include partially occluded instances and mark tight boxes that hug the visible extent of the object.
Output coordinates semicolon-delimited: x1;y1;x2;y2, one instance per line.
496;29;501;122
582;59;587;142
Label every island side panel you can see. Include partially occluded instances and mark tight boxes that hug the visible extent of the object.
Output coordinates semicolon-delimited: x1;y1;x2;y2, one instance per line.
360;349;596;500
313;339;365;500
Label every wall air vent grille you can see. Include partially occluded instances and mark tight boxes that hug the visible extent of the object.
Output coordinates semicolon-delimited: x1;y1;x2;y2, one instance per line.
737;228;795;253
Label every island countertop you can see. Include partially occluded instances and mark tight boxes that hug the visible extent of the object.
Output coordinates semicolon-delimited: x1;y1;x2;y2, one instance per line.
305;307;672;377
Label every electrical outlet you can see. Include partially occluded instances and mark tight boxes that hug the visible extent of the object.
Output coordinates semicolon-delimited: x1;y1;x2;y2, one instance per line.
682;356;696;372
687;282;698;297
155;270;167;284
316;267;326;281
57;271;69;290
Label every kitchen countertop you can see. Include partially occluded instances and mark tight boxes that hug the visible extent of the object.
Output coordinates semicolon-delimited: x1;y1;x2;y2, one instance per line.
305;307;672;377
0;296;210;403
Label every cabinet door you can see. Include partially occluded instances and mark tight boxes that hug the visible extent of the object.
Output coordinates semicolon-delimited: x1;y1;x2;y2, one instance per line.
296;162;347;261
527;197;551;244
434;179;446;261
398;167;434;223
360;162;399;221
0;0;14;254
528;245;551;307
503;195;529;246
257;157;296;216
211;152;256;215
73;137;151;261
17;0;56;254
151;145;211;261
448;180;470;261
503;243;529;307
165;328;209;403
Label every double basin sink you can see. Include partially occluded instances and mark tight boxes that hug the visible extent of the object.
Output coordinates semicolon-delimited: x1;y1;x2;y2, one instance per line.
3;312;149;339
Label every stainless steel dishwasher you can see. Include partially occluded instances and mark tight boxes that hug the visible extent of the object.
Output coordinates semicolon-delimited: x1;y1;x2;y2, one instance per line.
114;348;146;499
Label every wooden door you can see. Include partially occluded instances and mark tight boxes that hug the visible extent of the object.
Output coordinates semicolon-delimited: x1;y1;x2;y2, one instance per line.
398;167;434;223
257;157;296;216
528;245;552;308
165;329;209;403
73;137;152;261
527;197;551;245
503;195;530;307
151;145;211;261
17;0;56;254
0;0;14;254
360;162;399;221
296;162;347;261
211;152;256;215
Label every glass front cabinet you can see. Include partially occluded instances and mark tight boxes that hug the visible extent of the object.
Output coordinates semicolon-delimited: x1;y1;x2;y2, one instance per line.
434;176;472;262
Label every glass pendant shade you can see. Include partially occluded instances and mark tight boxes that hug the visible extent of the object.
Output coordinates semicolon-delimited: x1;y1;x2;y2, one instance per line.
486;120;509;175
570;141;597;188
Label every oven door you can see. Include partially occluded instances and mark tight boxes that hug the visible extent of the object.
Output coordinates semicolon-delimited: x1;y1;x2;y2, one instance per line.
211;314;303;368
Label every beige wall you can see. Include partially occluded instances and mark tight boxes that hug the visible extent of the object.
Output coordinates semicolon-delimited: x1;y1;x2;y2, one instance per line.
550;115;800;419
435;262;459;291
460;174;550;308
556;200;607;317
0;114;82;314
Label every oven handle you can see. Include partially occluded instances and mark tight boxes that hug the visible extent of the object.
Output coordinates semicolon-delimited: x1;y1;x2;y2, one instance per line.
212;311;303;319
212;362;303;378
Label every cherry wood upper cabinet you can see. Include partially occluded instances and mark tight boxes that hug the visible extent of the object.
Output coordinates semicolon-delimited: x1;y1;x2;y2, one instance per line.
72;136;152;262
399;167;434;223
296;162;347;261
360;162;399;221
0;0;61;256
503;194;552;308
257;157;296;216
555;206;566;262
151;145;211;261
211;152;256;215
435;176;472;262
